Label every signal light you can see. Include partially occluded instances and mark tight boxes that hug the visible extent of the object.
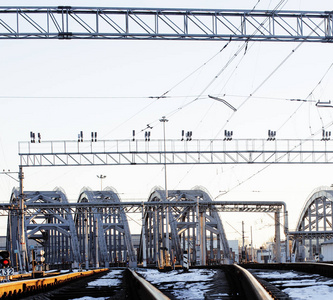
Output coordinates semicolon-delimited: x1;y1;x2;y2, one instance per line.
1;259;9;267
0;251;10;268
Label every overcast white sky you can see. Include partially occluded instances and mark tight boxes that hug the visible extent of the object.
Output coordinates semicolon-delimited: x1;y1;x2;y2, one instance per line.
1;0;333;246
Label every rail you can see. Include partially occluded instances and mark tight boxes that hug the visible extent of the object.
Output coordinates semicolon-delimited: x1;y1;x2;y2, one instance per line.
126;269;170;300
233;264;274;300
0;268;108;298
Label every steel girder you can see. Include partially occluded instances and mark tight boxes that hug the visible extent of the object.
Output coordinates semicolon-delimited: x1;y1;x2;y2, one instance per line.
7;188;81;269
138;188;230;267
292;187;333;261
76;188;136;268
0;7;332;42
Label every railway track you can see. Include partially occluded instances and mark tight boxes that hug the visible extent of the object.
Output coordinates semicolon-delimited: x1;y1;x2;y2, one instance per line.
3;264;309;300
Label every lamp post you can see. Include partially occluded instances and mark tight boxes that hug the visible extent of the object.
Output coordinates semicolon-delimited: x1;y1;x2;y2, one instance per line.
97;175;106;191
159;116;170;265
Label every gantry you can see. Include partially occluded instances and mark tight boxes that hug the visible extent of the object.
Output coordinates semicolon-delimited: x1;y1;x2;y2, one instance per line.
0;7;332;42
19;138;333;167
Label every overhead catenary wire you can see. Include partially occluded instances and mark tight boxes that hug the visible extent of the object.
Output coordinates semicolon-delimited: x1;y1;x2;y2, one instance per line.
215;59;333;198
173;0;290;189
154;0;289;123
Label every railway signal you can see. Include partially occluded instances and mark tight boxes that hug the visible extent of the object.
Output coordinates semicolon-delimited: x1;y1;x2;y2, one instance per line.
0;251;10;268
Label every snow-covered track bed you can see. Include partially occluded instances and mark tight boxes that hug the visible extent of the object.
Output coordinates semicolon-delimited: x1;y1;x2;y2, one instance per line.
136;266;273;300
250;268;333;300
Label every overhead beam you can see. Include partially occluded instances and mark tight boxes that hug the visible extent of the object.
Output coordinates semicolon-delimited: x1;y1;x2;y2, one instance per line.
0;7;332;41
18;138;333;167
0;200;285;213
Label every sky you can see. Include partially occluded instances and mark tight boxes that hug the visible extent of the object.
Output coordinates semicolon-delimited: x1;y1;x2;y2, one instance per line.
1;0;333;247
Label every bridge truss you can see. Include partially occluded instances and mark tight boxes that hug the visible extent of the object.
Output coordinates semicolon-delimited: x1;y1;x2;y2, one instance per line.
139;189;231;267
3;188;288;269
0;7;332;42
76;188;136;268
7;188;81;270
290;187;333;261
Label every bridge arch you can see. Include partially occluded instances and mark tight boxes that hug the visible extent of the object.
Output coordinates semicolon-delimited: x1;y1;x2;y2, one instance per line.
7;188;80;269
75;187;136;268
138;187;230;267
292;186;333;261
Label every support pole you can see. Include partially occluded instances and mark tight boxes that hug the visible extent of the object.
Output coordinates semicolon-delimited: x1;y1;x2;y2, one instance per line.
196;197;201;265
275;211;281;263
142;203;147;267
18;166;27;272
284;209;290;262
160;116;169;266
84;210;89;269
95;218;99;268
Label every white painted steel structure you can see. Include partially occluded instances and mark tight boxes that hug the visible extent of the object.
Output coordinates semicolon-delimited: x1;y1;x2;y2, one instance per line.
7;188;81;271
291;187;333;261
76;187;137;268
139;188;231;267
0;7;332;42
3;190;287;268
18;138;333;167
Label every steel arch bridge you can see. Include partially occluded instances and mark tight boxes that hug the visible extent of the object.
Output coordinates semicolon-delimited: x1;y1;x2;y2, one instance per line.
138;187;230;267
7;188;81;269
290;187;333;261
75;187;136;268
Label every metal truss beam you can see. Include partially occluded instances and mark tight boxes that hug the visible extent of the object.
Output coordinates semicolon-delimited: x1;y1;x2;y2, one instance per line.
0;7;332;42
0;200;286;213
19;138;333;167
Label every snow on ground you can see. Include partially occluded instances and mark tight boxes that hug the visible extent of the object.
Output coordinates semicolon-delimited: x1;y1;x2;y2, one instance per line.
284;285;333;300
252;270;333;300
136;268;216;300
87;269;123;287
71;297;106;300
70;269;124;300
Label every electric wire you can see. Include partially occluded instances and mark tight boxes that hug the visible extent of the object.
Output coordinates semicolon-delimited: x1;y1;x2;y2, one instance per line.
215;58;333;199
157;0;289;123
173;0;290;189
277;62;333;134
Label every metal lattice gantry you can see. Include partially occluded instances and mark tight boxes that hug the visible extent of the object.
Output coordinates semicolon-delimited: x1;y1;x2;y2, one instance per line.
7;188;81;270
139;188;235;267
290;187;333;261
18;138;333;167
75;187;137;268
0;7;333;42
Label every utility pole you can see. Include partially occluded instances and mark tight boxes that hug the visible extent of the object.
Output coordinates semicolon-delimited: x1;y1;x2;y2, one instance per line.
160;116;170;264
